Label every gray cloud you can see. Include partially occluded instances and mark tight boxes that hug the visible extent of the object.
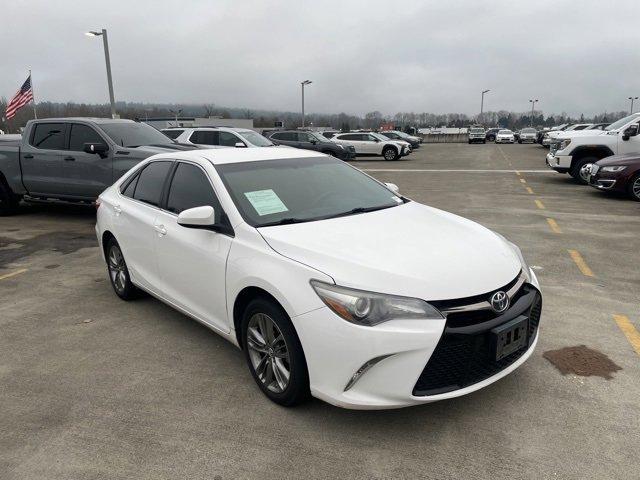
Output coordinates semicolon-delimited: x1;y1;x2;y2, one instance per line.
1;0;638;117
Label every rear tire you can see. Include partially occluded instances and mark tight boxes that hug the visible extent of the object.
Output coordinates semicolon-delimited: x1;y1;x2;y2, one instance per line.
0;181;20;216
628;173;640;201
570;156;598;184
105;238;139;300
382;147;399;161
241;297;310;407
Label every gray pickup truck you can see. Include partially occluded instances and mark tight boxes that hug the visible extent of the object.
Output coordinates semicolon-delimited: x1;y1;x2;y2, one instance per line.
0;118;197;215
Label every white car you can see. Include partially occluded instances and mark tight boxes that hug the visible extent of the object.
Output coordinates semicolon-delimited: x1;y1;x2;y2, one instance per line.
162;127;274;148
495;129;515;144
518;128;537;143
332;132;410;160
95;147;542;410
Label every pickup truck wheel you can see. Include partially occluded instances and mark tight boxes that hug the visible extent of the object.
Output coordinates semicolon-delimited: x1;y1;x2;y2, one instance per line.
570;157;598;184
383;147;398;161
0;182;20;216
629;174;640;201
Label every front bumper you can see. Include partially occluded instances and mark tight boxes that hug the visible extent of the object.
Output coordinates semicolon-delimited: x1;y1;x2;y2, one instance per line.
294;273;542;409
546;152;572;173
588;166;624;192
496;138;514;143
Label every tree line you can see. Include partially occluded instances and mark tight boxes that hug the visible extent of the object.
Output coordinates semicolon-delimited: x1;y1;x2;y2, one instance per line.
0;98;630;134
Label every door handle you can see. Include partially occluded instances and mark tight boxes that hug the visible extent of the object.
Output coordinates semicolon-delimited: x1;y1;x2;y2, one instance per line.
154;224;167;236
64;156;76;161
23;154;33;159
113;204;122;215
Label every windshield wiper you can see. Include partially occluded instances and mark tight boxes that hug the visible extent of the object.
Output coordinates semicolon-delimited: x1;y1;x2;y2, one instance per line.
326;204;396;219
259;217;310;227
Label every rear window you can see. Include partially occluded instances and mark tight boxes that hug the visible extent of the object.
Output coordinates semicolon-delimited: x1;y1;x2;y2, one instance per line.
31;123;66;150
132;161;172;207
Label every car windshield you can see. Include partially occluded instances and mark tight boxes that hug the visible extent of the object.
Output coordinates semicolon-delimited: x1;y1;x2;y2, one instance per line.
100;122;174;147
215;156;403;227
470;128;484;133
239;130;274;147
498;130;512;134
522;128;536;133
371;132;392;141
605;113;640;131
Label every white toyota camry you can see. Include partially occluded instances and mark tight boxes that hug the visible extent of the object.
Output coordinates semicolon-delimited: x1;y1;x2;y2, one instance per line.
95;147;542;409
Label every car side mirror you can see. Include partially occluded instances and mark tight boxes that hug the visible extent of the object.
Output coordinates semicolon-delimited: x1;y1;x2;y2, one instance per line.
83;142;108;156
177;206;216;229
234;142;247;148
622;124;638;141
373;138;380;143
385;182;399;193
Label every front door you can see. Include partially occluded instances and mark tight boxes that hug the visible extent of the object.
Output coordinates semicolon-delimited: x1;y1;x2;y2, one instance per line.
617;121;640;155
154;162;233;333
61;123;112;198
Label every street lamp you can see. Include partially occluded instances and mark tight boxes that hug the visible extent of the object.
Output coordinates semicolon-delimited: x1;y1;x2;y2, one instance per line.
301;80;312;127
628;96;638;114
169;109;183;127
529;99;539;126
86;29;117;119
480;89;490;124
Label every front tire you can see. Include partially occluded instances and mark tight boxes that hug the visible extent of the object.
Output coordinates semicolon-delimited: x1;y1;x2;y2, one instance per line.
629;173;640;201
242;297;310;407
570;157;598;184
0;181;20;216
382;147;399;161
105;238;139;300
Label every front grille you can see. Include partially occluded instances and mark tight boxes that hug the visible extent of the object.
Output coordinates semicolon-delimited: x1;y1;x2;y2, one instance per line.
413;288;542;396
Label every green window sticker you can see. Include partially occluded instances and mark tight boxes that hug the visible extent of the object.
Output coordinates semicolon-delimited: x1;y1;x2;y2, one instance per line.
244;189;289;216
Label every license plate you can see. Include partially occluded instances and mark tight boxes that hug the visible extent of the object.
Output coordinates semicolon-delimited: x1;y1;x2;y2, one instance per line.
492;316;528;360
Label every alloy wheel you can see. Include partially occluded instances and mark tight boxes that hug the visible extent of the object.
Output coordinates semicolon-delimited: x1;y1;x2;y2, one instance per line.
633;176;640;200
247;313;291;393
108;245;127;294
579;163;593;183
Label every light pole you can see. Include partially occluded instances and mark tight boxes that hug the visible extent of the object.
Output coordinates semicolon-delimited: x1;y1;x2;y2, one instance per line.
301;80;312;127
169;109;182;127
480;89;490;124
529;99;539;126
628;96;638;114
86;29;117;119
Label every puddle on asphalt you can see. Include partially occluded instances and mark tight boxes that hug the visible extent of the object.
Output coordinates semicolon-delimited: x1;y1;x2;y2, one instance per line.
543;345;621;380
0;232;97;268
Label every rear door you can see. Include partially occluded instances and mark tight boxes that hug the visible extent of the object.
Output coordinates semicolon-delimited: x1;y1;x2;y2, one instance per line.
20;122;68;195
114;160;173;292
270;131;297;147
153;161;233;332
61;122;112;198
297;132;321;152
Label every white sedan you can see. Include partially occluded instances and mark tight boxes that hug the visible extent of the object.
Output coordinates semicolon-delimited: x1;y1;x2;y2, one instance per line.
95;147;542;409
495;129;515;144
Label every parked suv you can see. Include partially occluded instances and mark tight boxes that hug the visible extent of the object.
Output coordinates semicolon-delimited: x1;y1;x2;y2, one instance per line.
162;127;274;148
468;127;486;144
331;132;409;160
379;130;422;148
518;128;537;144
265;130;355;160
546;113;640;183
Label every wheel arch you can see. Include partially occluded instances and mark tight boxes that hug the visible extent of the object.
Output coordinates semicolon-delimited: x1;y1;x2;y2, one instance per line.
232;286;289;349
101;230;116;259
570;146;614;169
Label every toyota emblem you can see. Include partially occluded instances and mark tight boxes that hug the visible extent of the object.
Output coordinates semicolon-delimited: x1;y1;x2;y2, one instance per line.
490;291;509;313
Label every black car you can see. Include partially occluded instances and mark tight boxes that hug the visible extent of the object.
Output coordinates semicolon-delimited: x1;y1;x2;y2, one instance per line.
265;130;356;160
485;128;501;142
378;130;421;149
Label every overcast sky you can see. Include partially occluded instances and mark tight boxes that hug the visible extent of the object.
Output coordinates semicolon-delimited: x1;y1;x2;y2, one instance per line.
1;0;638;117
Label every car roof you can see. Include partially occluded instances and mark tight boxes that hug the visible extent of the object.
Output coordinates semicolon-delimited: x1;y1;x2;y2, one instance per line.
29;117;136;125
149;145;325;166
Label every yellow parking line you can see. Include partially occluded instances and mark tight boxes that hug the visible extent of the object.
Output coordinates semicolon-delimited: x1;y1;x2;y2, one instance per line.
535;199;546;209
0;268;28;281
525;187;534;194
568;249;594;277
613;315;640;356
520;178;527;184
546;218;562;234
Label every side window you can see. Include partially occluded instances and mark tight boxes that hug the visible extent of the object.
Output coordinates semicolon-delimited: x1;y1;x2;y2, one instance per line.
300;133;314;142
163;129;183;139
132;161;172;207
30;123;66;150
120;171;140;198
166;163;222;218
271;132;284;140
69;124;105;151
219;131;240;147
191;131;219;145
364;134;376;141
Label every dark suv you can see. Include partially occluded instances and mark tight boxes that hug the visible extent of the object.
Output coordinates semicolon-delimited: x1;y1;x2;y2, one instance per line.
265;130;356;160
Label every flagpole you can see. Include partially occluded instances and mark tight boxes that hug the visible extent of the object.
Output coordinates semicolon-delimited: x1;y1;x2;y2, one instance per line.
29;69;38;119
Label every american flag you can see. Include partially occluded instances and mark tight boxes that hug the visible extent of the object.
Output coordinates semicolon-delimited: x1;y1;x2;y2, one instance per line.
5;75;34;120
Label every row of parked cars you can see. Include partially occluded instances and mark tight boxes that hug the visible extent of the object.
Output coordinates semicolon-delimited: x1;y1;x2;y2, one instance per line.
467;127;540;144
543;113;640;201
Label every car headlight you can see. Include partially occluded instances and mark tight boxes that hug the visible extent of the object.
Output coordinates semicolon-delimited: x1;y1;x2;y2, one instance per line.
310;280;444;326
601;165;627;172
337;144;345;150
559;139;572;150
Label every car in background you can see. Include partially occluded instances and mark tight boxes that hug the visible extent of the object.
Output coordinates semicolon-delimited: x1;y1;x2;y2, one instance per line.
587;153;640;201
495;129;515;144
379;130;422;148
542;124;592;147
586;123;610;131
518;128;538;143
468;127;486;144
485;128;501;142
265;130;355;160
162;127;274;149
332;132;409;160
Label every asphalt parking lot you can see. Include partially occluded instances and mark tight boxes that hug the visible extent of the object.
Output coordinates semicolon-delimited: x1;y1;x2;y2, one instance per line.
1;143;639;480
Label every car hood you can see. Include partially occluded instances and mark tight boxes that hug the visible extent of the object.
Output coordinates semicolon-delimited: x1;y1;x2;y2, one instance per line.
258;202;520;300
595;152;640;166
555;130;607;139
